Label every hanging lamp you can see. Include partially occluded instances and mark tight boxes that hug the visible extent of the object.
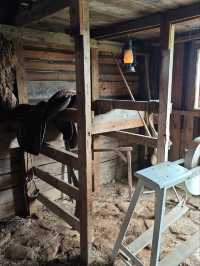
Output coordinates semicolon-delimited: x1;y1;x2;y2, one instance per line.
123;39;137;72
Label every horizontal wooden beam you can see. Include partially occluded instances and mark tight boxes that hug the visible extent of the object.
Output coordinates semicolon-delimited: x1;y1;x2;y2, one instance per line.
37;192;80;232
0;24;122;53
104;131;158;148
93;100;159;114
92;110;144;135
41;143;79;170
173;109;200;117
34;167;79;200
15;0;70;26
91;3;200;39
91;13;161;39
167;2;200;24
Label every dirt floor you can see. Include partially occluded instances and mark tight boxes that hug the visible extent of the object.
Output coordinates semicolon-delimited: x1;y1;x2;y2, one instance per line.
0;182;199;266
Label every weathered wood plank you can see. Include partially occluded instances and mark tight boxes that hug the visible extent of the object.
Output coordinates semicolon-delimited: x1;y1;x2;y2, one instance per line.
24;49;75;62
183;42;198;152
25;61;75;72
91;48;101;193
70;0;93;263
34;167;79;200
0;186;28;219
92;3;200;39
91;13;161;39
16;44;29;104
93;100;159;114
0;24;122;53
157;17;175;162
104;131;158;148
37;192;80;232
26;71;76;81
100;74;137;82
99;81;139;97
0;171;23;191
170;44;184;160
41;143;79;170
173;109;200;117
167;2;200;24
93;110;144;135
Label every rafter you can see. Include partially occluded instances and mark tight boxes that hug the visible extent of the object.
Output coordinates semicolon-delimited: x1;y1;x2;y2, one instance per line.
91;13;161;40
91;2;200;40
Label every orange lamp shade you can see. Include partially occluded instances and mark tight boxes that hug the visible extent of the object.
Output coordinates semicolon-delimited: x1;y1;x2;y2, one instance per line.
123;48;134;64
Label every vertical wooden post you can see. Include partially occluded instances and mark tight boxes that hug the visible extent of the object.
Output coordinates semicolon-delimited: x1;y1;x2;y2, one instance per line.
70;0;93;264
91;48;101;193
91;48;100;101
15;43;30;217
170;44;184;160
157;16;175;162
16;44;29;104
183;42;197;152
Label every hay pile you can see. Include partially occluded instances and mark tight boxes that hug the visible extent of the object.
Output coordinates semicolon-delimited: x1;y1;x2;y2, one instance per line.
0;33;18;111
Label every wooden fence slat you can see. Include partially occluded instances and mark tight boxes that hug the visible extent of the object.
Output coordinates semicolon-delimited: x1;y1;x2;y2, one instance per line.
34;167;79;200
104;131;158;148
41;143;79;170
37;192;80;232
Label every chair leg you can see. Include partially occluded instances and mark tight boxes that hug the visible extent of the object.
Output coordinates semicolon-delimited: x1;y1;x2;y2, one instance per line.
112;179;144;259
150;188;166;266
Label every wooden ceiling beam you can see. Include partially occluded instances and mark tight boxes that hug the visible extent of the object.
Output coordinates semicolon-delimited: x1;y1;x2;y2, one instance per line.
15;0;71;26
91;3;200;40
167;2;200;24
91;13;161;40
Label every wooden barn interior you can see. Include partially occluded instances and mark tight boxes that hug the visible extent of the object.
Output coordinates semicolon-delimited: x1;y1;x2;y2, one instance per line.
0;0;200;265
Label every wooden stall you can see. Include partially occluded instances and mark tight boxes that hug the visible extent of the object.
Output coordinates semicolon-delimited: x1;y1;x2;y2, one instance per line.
0;1;199;265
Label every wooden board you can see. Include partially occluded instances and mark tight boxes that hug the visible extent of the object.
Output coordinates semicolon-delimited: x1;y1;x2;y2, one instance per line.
93;110;144;135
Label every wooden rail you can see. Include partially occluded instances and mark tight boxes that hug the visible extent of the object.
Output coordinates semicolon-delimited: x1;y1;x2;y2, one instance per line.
173;109;200;117
93;100;159;114
34;167;79;200
37;192;80;232
104;131;158;148
41;144;79;170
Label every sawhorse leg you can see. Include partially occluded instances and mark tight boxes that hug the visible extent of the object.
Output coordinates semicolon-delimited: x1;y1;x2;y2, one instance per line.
150;188;166;266
112;179;144;259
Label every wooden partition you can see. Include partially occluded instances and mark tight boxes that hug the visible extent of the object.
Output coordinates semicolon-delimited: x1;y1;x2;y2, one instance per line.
0;24;143;221
23;45;140;102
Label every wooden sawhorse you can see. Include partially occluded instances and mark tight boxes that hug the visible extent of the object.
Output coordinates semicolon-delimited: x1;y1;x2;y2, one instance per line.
112;161;200;266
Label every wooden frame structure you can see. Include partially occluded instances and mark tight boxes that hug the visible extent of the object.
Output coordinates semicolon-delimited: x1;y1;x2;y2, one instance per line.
0;1;199;265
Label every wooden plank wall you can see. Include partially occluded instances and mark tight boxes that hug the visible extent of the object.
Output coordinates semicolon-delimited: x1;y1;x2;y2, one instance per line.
23;45;140;102
22;44;141;195
0;145;27;219
169;40;200;160
0;42;141;219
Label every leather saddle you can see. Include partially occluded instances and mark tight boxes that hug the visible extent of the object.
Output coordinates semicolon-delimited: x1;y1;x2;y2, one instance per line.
15;89;77;155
